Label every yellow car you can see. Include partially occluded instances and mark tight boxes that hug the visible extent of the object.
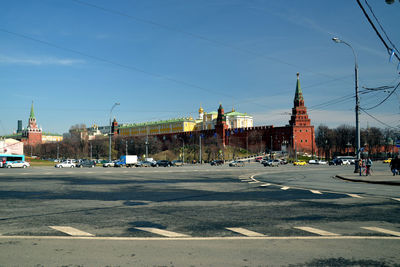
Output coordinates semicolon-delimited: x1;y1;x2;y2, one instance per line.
293;160;307;166
383;158;392;164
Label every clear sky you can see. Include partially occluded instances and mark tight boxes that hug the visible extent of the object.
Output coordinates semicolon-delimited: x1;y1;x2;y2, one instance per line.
1;0;399;135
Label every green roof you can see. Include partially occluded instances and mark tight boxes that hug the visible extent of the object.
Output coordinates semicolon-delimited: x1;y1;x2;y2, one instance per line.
294;73;304;102
119;117;195;129
225;111;249;117
30;101;35;119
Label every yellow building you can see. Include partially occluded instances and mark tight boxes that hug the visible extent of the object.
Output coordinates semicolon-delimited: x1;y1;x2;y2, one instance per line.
196;105;253;130
118;105;253;137
119;118;196;137
42;133;63;143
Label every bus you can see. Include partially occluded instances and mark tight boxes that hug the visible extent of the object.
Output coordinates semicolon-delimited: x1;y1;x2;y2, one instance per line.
0;154;26;167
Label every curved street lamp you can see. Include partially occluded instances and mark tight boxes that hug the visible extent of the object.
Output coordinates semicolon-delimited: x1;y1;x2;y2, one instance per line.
332;37;361;173
109;103;120;162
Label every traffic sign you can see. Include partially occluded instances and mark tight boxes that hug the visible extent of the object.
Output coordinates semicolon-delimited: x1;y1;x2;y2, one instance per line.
396;140;400;148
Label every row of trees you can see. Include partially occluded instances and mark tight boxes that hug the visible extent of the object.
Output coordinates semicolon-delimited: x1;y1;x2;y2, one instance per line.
26;124;399;161
315;125;399;159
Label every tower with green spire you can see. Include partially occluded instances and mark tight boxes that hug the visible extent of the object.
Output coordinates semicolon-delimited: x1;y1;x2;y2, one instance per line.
23;101;42;145
289;73;310;127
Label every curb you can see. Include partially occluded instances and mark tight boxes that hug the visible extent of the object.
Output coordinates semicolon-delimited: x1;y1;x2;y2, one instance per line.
335;175;400;186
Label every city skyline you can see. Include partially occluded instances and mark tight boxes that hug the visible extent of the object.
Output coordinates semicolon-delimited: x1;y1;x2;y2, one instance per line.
1;0;399;135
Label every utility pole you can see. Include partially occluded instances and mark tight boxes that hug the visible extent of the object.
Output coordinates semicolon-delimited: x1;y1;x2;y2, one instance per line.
90;142;92;161
199;135;202;164
56;143;59;161
125;140;128;156
332;37;360;173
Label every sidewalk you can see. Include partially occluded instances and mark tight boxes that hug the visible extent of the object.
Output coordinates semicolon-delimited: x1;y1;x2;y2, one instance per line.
335;171;400;186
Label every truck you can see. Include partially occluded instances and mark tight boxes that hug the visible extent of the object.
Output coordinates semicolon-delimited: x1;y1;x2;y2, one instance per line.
115;155;138;168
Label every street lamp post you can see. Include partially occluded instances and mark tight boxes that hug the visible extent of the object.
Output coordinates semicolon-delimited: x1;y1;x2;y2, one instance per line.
109;103;120;162
332;37;360;173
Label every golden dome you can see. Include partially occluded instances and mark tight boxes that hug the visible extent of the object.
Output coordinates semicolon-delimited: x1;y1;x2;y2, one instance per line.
199;106;204;113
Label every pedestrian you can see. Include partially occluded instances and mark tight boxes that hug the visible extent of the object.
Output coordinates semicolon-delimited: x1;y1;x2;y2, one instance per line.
358;159;363;176
390;155;400;176
365;157;372;176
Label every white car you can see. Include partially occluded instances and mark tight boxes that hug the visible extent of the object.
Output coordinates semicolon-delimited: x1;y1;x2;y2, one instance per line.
5;161;30;168
342;159;351;165
317;160;327;165
55;160;76;168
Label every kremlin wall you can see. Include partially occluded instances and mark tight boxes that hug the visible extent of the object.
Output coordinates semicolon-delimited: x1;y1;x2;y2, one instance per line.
1;73;316;156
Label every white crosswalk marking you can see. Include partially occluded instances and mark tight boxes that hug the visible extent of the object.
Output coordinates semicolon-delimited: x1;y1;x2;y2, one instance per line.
281;186;290;190
294;227;340;236
310;190;322;194
361;227;400;237
135;227;189;237
226;227;266;237
49;226;94;236
347;193;362;198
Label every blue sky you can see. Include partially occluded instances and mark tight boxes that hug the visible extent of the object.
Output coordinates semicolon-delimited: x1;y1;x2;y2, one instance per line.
1;0;399;135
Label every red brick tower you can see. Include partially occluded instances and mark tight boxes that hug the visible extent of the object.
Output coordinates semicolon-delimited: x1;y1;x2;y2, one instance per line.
215;104;228;146
289;73;315;155
111;118;118;135
23;101;42;145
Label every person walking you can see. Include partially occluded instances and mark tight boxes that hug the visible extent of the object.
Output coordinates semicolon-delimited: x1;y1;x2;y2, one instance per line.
390;155;400;176
358;159;363;176
365;157;372;176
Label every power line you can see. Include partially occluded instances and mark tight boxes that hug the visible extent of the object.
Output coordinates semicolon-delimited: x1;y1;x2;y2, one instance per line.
356;0;400;62
360;107;400;129
362;81;400;110
364;0;400;56
70;0;354;83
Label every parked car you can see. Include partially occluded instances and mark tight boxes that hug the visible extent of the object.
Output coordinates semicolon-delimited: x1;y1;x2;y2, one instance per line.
155;160;171;167
341;159;351;165
55;160;76;168
76;160;96;168
5;160;30;168
293;160;307;166
264;159;280;167
383;158;392;164
229;160;245;167
210;160;224;166
137;161;153;167
171;160;183;166
317;160;327;165
102;160;116;168
255;156;263;162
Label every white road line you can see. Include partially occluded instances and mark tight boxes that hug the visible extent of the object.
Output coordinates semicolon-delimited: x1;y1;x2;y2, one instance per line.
260;183;271;187
347;194;363;198
392;198;400;202
281;186;290;190
241;179;253;182
248;181;260;184
49;226;94;236
135;227;190;238
294;227;340;236
1;236;398;241
310;190;322;195
361;227;400;237
226;227;266;237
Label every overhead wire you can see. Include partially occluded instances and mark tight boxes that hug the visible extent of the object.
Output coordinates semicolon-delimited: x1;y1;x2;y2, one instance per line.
364;0;400;56
69;0;354;83
361;81;400;110
360;108;400;129
356;0;400;62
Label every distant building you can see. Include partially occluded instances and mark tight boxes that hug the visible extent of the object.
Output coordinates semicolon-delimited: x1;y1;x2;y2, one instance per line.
118;106;253;137
1;102;63;145
0;139;24;155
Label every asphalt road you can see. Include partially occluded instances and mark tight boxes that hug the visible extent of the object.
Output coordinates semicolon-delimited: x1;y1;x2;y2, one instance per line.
0;163;399;266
